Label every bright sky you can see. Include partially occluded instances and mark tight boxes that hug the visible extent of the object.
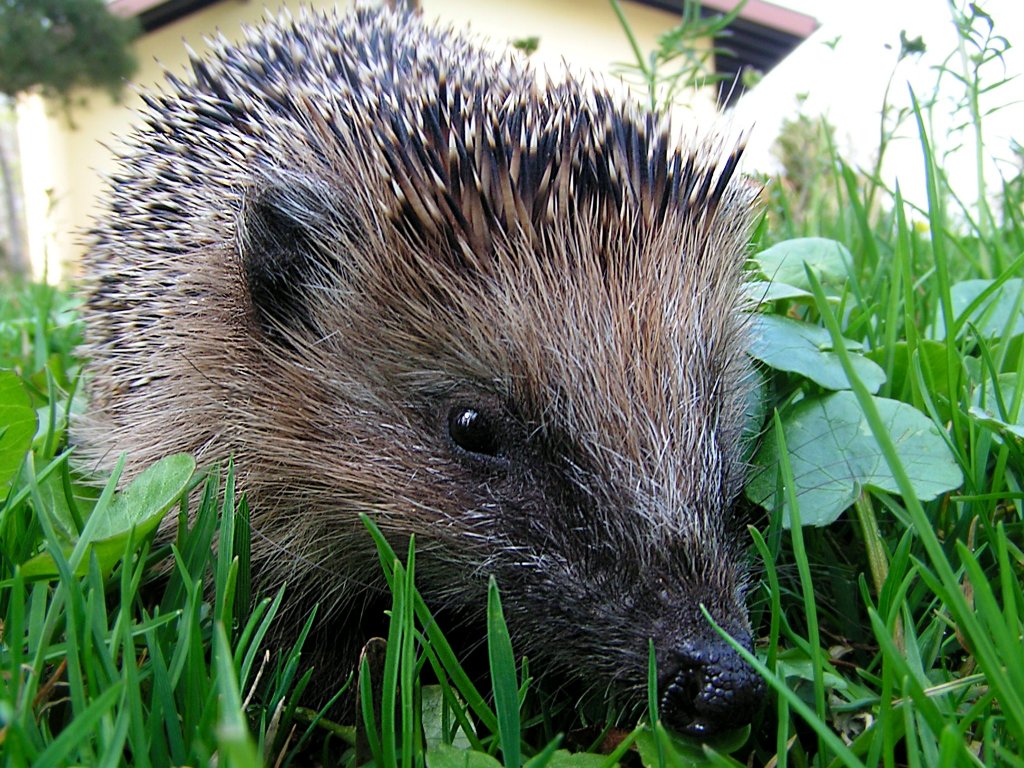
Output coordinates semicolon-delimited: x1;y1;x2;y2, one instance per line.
732;0;1024;218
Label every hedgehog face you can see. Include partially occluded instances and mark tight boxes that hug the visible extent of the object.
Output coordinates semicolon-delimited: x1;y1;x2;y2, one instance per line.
231;170;761;733
79;4;762;738
421;250;761;735
426;379;763;736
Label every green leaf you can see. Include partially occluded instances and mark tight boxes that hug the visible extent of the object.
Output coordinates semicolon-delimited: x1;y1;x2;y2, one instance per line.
31;682;125;768
750;238;853;293
969;373;1024;441
22;453;196;577
742;280;811;305
865;340;962;407
746;392;963;526
31;468;86;547
0;369;37;487
750;315;886;393
635;723;747;768
937;278;1024;340
427;741;503;768
488;577;521;768
774;648;849;692
91;454;195;539
213;623;262;767
422;686;475;751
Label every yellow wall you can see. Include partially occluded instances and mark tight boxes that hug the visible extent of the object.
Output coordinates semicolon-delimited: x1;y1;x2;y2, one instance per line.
18;0;679;279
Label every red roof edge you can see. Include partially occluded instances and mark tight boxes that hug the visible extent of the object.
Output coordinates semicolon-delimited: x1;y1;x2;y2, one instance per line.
704;0;818;38
107;0;167;18
110;0;818;40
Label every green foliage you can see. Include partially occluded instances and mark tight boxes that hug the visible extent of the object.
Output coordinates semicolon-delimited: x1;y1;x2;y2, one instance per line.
0;459;310;765
0;0;138;102
748;390;963;526
749;314;886;393
20;453;195;578
511;36;541;56
768;116;840;233
359;520;750;768
609;0;744;111
487;578;522;768
738;2;1024;763
0;283;317;765
750;237;853;293
602;0;1024;763
0;369;35;485
939;277;1024;339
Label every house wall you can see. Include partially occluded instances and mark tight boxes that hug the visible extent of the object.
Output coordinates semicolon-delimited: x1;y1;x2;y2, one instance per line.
17;0;679;280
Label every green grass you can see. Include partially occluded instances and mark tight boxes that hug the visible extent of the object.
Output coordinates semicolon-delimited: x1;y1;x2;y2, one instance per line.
1;3;1023;766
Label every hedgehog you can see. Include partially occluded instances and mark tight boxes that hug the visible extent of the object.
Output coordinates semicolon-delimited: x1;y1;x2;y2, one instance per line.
75;4;763;736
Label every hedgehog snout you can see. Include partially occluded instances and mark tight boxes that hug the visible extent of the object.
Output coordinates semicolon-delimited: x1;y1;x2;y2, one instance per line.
658;632;764;737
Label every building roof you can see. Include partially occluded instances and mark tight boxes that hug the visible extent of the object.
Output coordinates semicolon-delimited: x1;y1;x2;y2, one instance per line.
642;0;817;103
109;0;219;31
109;0;817;100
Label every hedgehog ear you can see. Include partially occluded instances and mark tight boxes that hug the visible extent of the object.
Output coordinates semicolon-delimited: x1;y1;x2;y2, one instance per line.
239;177;344;343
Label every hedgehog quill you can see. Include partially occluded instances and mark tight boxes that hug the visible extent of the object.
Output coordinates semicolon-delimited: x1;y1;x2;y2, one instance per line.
76;4;764;736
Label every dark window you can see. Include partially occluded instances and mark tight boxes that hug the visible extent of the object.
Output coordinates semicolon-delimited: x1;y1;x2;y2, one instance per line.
135;0;221;33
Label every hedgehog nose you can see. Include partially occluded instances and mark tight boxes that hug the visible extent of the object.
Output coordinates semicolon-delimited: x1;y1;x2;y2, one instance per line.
658;634;764;737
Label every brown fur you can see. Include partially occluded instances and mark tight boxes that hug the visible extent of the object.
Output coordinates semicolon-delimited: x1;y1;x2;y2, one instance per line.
76;5;761;734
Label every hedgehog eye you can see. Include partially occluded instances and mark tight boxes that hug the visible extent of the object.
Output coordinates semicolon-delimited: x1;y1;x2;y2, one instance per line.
448;407;502;458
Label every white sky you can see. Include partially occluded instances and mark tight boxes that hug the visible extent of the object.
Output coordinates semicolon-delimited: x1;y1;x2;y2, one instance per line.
731;0;1024;217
